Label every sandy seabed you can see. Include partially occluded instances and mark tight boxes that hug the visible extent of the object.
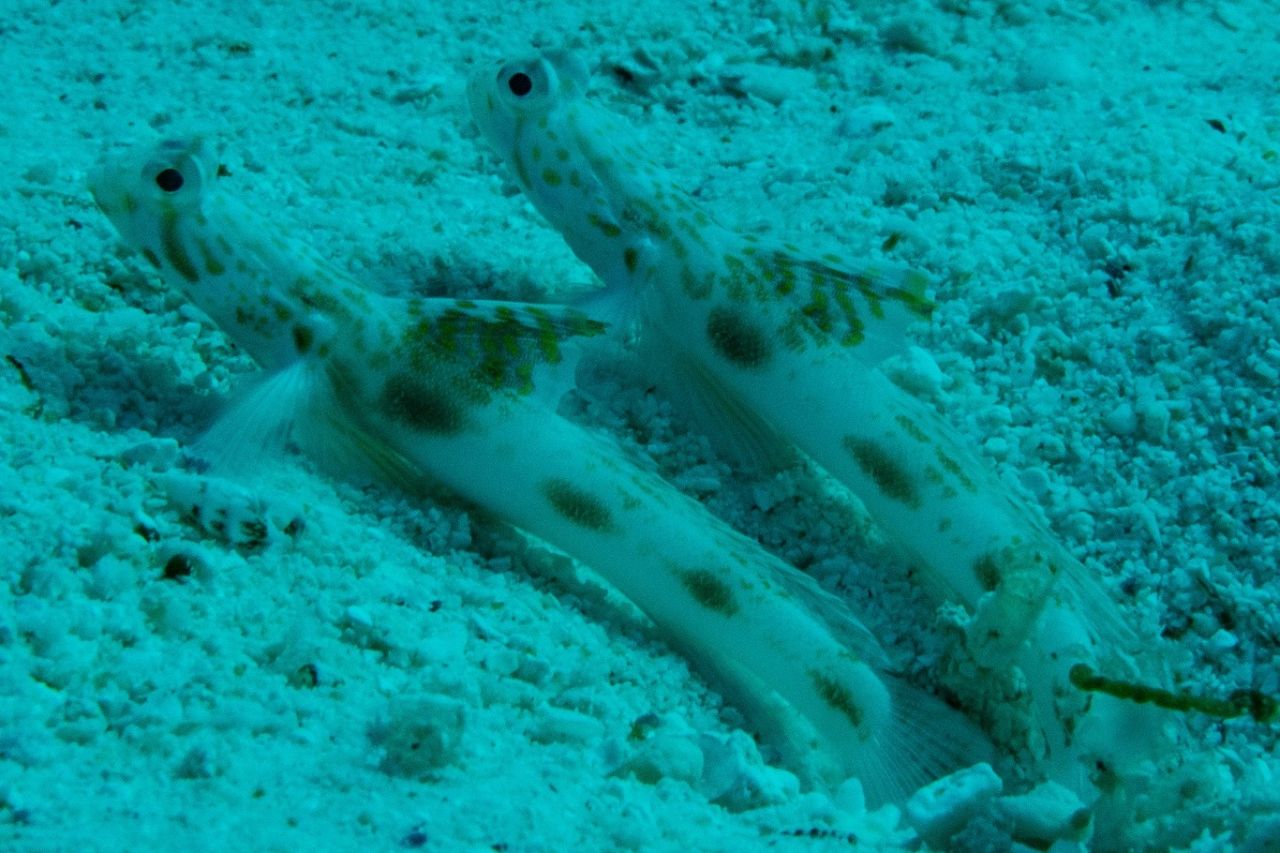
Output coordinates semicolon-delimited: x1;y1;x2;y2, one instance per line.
2;0;1278;850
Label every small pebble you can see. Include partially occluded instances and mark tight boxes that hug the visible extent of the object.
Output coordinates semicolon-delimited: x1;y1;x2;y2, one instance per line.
614;733;704;786
1103;402;1137;436
1207;628;1239;652
1136;398;1171;442
839;103;897;137
881;18;938;55
119;437;181;468
345;605;374;630
718;63;816;106
1126;194;1162;223
1016;51;1084;91
1079;223;1113;260
886;346;946;396
529;707;605;745
983;436;1011;461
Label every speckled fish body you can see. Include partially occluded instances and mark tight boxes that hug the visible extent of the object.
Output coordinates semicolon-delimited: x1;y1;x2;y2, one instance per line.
467;52;1140;762
89;137;985;799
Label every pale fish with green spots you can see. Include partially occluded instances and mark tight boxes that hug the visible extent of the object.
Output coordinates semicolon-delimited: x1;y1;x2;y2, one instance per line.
89;137;987;801
468;52;1153;778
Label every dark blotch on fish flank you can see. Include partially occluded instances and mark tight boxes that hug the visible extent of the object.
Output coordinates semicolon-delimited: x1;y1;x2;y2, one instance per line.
842;436;921;508
541;478;615;532
159;210;199;283
292;325;314;354
974;553;1001;592
678;568;739;616
810;671;865;732
706;304;772;369
379;373;466;435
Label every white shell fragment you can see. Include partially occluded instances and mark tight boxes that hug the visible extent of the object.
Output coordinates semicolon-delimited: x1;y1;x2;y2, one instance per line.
905;762;1002;845
992;780;1092;847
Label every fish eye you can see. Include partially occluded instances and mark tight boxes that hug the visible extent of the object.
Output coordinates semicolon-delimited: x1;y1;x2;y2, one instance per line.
155;167;185;192
141;144;206;207
495;59;557;111
507;71;533;97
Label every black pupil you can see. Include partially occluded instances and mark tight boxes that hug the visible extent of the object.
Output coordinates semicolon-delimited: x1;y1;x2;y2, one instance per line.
155;168;184;192
508;72;533;97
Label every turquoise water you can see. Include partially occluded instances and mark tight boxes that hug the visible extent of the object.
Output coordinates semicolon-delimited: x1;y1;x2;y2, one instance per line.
2;1;1278;850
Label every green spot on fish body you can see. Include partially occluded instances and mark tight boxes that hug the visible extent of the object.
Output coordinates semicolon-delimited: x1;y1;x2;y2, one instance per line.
541;478;616;532
588;213;622;238
779;316;807;352
775;272;796;296
160;210;199;283
895;270;934;317
681;266;711;299
196;238;225;275
513;360;536;395
935;448;977;492
843;436;921;508
706;305;772;369
534;313;563;363
623;247;638;273
854;272;886;319
895;414;931;444
722;253;752;301
541;167;562;186
832;286;864;346
810;671;866;735
299;288;341;315
802;285;833;333
429;311;463;354
677;568;739;616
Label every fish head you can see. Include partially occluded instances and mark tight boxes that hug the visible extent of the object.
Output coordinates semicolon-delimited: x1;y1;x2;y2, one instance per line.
466;50;590;156
88;136;219;274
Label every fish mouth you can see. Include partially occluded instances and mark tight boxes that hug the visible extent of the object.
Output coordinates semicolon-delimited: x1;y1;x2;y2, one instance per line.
85;159;130;223
465;63;503;140
85;166;109;212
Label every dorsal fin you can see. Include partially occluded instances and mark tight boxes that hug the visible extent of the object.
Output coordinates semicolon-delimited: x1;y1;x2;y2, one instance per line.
400;296;607;403
750;247;934;365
